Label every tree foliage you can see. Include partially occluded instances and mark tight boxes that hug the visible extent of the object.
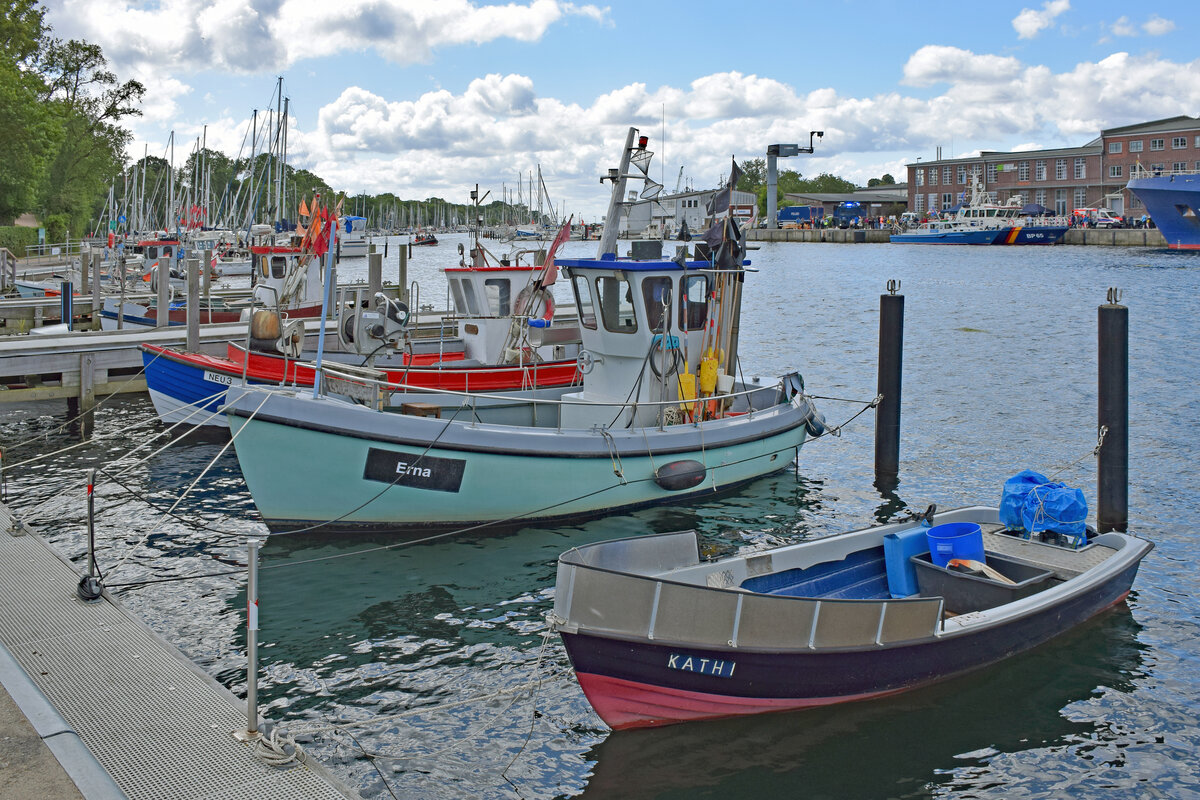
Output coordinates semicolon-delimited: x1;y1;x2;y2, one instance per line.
0;1;59;224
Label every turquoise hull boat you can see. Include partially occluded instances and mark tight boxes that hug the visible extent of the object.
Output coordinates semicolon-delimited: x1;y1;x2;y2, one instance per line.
224;381;814;533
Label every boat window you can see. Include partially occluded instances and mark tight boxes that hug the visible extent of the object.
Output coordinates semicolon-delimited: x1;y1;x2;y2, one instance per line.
461;281;481;316
270;256;288;279
640;277;673;333
679;274;708;331
484;278;511;316
572;274;597;330
449;279;468;315
596;276;637;333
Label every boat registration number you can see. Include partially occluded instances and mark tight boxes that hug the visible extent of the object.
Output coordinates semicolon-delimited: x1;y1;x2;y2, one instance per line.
363;447;466;493
203;370;234;386
667;653;736;678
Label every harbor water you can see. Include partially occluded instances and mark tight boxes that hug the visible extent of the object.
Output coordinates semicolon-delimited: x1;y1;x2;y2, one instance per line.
2;238;1198;798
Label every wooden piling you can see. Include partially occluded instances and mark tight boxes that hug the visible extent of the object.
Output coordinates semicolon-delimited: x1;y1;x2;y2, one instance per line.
368;252;383;300
1097;289;1128;533
91;250;102;330
186;257;200;353
874;281;904;491
398;246;408;303
78;352;95;439
156;259;170;328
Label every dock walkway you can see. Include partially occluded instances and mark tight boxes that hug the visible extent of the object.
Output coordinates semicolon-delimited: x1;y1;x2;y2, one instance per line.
0;501;357;800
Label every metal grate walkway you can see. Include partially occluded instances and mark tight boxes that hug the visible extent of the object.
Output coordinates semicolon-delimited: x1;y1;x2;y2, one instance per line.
0;501;356;800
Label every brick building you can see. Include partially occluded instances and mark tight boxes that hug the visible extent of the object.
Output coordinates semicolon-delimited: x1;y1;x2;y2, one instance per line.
905;115;1200;219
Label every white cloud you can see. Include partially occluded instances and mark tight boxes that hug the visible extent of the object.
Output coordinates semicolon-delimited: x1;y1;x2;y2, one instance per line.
1110;16;1137;37
1012;0;1070;39
1142;15;1175;36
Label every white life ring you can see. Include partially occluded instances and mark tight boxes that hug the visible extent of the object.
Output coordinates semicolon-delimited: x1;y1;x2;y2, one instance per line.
514;285;554;325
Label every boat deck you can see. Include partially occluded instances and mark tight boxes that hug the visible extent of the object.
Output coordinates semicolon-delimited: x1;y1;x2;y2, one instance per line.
0;501;356;800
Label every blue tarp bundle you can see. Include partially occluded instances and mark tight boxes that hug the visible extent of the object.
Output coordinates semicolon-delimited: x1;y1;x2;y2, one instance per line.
999;469;1088;541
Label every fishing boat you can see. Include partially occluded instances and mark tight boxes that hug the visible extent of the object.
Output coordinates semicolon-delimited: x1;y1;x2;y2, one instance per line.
99;225;327;329
1126;165;1200;249
550;505;1152;729
891;173;1068;245
221;128;824;534
139;254;583;428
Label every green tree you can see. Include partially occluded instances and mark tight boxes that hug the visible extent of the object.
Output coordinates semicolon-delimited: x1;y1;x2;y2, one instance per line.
38;38;144;232
736;158;765;192
0;1;60;225
867;173;897;187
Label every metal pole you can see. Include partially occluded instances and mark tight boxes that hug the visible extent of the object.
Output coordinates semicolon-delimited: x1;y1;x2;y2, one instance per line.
766;152;779;229
874;280;904;490
1097;288;1128;533
76;469;102;602
246;538;261;736
60;281;73;330
312;228;337;400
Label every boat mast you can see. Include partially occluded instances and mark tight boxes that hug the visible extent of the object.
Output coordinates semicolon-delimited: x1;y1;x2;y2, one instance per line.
596;127;639;257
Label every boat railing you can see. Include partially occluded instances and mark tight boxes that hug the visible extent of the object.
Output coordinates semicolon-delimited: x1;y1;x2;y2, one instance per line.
554;544;945;649
319;363;789;430
1129;164;1200;179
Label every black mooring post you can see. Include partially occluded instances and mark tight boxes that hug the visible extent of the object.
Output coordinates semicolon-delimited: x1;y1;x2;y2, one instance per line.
1097;288;1128;533
875;280;904;491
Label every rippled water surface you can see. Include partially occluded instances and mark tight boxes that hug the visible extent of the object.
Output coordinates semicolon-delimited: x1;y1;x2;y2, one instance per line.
3;237;1198;799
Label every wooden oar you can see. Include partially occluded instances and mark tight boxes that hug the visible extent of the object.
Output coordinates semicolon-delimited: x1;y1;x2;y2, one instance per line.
947;558;1016;585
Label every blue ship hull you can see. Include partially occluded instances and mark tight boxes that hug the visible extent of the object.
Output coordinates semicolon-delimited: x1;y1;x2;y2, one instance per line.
1127;173;1200;249
890;229;1001;245
141;347;247;428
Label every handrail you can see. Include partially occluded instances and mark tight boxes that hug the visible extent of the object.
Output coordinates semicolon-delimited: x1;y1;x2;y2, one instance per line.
320;362;787;412
1129;164;1200;179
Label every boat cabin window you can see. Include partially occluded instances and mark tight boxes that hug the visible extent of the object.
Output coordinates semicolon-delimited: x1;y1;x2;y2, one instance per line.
484;278;511;316
680;274;708;331
640;277;673;333
461;280;481;316
572;274;597;329
449;279;468;315
270;256;288;279
596;276;637;333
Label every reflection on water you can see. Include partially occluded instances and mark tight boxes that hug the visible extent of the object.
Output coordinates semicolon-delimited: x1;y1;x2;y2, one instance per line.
2;241;1198;798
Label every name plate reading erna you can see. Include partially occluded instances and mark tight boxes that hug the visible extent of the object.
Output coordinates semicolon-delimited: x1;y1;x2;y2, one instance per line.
667;653;736;678
363;448;466;493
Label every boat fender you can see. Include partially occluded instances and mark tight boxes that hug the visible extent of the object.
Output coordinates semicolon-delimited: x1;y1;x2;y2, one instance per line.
654;460;707;491
515;286;554;324
803;397;827;438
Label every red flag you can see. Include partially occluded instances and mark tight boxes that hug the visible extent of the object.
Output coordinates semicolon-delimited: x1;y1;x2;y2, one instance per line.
540;215;573;287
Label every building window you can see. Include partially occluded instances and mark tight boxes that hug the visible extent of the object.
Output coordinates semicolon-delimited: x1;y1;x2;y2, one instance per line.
1018;161;1029;181
1108;142;1122;154
1151;163;1165;173
1172;136;1187;149
1056;159;1067;180
1195;161;1200;171
1055;188;1067;216
929;167;938;185
1035;160;1046;181
915;194;925;212
1150;138;1164;151
928;193;937;211
1109;165;1123;178
941;193;954;208
1195;136;1200;148
956;166;967;184
1074;158;1086;179
943;166;952;184
1035;189;1046;207
916;169;924;187
1130;140;1143;153
1174;162;1188;172
987;164;998;183
1074;188;1087;210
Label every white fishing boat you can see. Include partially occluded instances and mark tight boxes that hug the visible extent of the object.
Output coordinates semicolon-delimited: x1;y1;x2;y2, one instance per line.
221;128;826;534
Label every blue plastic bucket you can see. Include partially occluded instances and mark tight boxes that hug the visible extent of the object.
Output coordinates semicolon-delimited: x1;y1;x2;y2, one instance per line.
926;522;985;568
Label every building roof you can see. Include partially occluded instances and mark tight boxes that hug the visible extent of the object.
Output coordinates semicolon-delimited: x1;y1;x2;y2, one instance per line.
1101;115;1200;137
784;190;904;205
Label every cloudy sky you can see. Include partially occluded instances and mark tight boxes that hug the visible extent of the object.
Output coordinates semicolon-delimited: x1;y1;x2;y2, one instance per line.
43;0;1200;220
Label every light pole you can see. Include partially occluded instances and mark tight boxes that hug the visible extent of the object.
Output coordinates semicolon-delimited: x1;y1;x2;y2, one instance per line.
766;131;823;228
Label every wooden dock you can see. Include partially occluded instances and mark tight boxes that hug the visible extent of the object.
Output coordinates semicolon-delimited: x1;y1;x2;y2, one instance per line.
0;500;358;799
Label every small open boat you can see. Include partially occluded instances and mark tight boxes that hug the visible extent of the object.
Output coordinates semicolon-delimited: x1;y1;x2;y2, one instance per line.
551;505;1151;729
